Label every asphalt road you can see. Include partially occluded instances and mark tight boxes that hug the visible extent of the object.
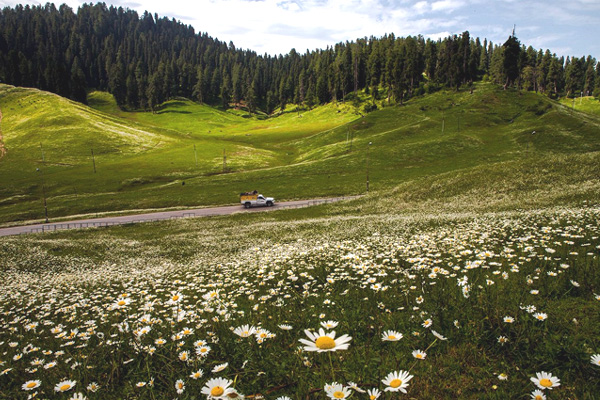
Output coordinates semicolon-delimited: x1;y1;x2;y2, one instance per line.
0;196;357;237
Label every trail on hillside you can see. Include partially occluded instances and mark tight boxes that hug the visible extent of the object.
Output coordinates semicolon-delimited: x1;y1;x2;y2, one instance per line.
0;107;5;158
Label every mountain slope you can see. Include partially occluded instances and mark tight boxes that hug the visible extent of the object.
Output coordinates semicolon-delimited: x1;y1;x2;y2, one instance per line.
1;82;600;224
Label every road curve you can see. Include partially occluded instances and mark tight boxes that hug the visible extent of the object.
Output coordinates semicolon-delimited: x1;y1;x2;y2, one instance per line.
0;196;359;237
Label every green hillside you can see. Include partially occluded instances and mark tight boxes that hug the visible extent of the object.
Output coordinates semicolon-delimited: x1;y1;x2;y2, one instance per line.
559;96;600;116
1;82;600;224
2;83;600;399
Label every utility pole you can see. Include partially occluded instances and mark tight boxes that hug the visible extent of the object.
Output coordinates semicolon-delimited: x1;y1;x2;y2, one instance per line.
91;147;96;173
194;144;198;168
222;148;227;173
37;168;49;223
442;111;445;134
38;141;48;222
366;141;372;193
0;107;4;158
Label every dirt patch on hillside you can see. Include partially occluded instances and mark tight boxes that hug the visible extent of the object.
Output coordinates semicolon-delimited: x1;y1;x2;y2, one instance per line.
0;108;5;158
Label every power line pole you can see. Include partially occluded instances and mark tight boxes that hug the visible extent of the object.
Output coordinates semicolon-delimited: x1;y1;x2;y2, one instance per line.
194;144;198;168
223;148;227;173
0;107;4;158
36;167;49;223
442;111;445;134
91;147;96;173
366;141;372;193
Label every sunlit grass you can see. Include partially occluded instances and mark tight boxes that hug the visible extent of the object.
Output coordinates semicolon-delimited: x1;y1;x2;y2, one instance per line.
1;201;599;398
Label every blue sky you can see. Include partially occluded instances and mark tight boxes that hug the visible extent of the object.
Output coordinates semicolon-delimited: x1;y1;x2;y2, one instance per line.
2;0;599;59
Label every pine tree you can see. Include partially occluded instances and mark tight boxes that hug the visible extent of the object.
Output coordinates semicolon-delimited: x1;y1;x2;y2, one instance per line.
502;35;521;89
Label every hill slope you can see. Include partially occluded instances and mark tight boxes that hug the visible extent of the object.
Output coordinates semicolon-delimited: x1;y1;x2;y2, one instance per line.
1;83;600;224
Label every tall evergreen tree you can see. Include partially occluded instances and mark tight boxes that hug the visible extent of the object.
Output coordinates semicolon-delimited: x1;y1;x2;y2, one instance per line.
502;34;521;89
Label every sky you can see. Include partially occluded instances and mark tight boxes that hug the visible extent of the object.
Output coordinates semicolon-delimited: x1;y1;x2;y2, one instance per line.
1;0;599;59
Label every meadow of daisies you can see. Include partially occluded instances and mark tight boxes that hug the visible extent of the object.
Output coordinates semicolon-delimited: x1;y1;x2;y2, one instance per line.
1;203;600;399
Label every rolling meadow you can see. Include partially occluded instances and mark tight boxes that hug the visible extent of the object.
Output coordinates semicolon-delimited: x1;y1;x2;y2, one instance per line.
1;82;600;399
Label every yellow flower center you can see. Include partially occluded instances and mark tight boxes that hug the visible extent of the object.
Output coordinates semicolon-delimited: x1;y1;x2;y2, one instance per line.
315;336;336;349
390;379;403;388
172;295;179;301
370;396;376;400
535;396;543;400
539;378;552;387
59;384;71;391
200;348;207;353
118;300;126;306
333;391;345;398
416;354;423;359
211;386;225;396
388;335;396;340
26;382;37;388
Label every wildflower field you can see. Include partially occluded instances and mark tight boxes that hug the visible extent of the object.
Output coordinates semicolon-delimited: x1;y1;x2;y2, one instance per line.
1;202;600;399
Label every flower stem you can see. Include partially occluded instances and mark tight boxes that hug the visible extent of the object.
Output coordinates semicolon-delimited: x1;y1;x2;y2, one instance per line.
328;351;336;381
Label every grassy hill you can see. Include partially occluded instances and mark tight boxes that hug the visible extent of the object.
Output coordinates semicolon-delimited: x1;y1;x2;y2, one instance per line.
2;84;600;398
1;83;600;224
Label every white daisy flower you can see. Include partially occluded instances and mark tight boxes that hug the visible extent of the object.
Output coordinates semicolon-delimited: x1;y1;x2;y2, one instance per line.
530;389;546;399
320;320;339;329
530;371;560;390
201;377;234;398
382;370;413;393
190;369;204;379
212;362;229;373
233;325;257;338
412;349;427;360
54;379;76;392
298;328;352;352
324;382;351;399
381;330;403;341
175;379;185;394
22;380;41;391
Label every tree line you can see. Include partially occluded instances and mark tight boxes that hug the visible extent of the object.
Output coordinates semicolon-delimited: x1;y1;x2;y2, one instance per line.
1;3;599;113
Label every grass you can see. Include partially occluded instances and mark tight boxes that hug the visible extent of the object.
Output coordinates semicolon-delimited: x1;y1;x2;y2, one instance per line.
0;194;599;398
2;83;600;225
559;95;600;116
1;83;600;398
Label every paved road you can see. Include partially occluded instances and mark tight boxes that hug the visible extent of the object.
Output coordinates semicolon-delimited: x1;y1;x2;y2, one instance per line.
0;196;358;237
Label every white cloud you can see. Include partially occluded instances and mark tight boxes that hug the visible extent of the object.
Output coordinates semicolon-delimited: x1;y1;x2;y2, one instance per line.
431;0;465;12
0;0;598;58
425;31;451;40
412;1;430;14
